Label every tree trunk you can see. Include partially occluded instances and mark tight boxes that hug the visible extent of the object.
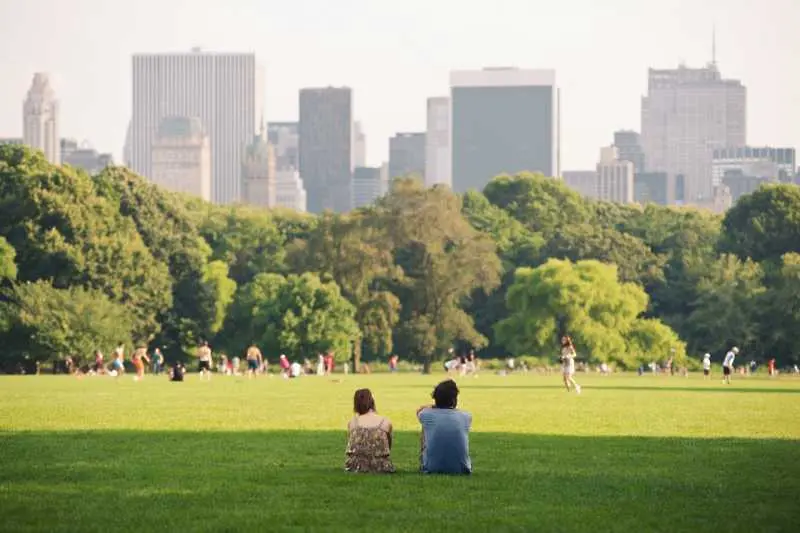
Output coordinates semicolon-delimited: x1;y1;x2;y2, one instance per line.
422;356;432;374
353;337;362;374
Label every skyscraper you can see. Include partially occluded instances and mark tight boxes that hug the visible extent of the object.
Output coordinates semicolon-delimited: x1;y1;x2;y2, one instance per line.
596;146;634;203
450;68;559;193
352;166;383;208
613;130;645;173
562;170;598;199
267;122;299;170
23;73;60;164
641;63;746;203
275;169;307;212
242;123;276;208
389;132;426;181
353;121;366;168
150;116;211;201
425;97;451;188
129;50;263;204
712;146;796;185
298;87;353;213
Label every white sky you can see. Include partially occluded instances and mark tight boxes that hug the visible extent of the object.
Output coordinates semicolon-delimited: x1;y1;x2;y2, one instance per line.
0;0;798;169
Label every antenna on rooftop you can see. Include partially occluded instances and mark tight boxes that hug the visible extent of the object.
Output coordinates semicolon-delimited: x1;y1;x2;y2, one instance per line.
711;24;717;67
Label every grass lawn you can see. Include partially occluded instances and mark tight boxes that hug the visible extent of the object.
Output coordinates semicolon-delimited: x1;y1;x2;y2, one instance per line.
1;372;799;532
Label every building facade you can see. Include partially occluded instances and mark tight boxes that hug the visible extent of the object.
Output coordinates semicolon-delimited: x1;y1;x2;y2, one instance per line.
596;146;634;203
352;166;383;208
129;51;262;204
241;125;276;208
562;170;598;199
353;121;366;168
61;139;113;174
298;87;353;213
712;146;796;185
389;132;426;182
633;172;686;205
23;73;60;164
614;130;645;173
641;63;746;203
275;169;307;212
267;122;299;171
150;117;211;201
451;68;559;193
425;96;451;188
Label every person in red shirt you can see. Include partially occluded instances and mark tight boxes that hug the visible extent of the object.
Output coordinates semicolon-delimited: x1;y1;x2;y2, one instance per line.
389;355;399;373
325;352;334;375
768;358;776;377
279;354;290;378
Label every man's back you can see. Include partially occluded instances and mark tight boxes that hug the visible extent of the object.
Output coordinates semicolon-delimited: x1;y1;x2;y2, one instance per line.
418;408;472;474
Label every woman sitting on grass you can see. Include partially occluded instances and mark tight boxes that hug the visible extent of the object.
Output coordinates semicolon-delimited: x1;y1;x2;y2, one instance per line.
345;389;395;473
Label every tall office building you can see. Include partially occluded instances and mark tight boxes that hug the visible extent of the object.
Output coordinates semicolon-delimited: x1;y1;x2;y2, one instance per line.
242;124;276;208
352;166;383;208
634;172;685;205
275;169;307;212
613;130;645;173
641;63;746;203
562;170;598;199
425;96;451;187
712;146;796;185
596;146;634;203
61;139;113;174
267;122;299;170
353;121;366;168
298;87;353;213
389;132;426;181
150;116;211;201
450;68;559;193
130;50;263;204
23;73;60;164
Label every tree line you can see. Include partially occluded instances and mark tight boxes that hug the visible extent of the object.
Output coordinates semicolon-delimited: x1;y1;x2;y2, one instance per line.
1;145;798;372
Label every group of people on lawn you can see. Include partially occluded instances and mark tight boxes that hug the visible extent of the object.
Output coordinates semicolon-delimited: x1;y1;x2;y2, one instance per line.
345;379;472;475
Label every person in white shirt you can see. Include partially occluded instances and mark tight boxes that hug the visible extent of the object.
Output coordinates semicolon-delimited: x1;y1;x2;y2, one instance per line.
722;347;738;385
560;336;581;394
290;361;302;378
702;353;712;380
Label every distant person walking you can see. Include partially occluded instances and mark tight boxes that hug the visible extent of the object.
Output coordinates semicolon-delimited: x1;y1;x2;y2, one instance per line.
768;358;776;377
246;345;263;379
197;341;213;381
722;346;738;385
702;353;712;380
279;354;291;378
152;348;164;375
111;344;125;377
132;346;149;381
560;336;582;394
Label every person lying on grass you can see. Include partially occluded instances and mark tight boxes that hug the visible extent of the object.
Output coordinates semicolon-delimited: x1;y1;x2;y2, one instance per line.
345;388;395;473
417;379;472;475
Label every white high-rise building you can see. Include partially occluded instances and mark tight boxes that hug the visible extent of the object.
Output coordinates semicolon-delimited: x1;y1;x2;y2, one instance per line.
150;117;211;201
242;124;276;208
130;50;263;204
275;169;307;212
425;97;451;187
450;68;559;193
23;73;60;164
267;122;299;170
641;63;746;203
596;146;634;203
562;170;598;199
353;121;366;168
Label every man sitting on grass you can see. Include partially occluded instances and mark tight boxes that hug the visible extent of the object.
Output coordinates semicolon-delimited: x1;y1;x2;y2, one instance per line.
416;379;472;475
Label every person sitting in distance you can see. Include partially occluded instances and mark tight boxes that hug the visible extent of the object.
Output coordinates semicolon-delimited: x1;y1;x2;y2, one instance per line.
345;389;395;473
416;379;472;475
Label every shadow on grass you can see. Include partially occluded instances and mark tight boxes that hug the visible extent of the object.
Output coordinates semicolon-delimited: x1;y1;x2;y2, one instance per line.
0;430;797;533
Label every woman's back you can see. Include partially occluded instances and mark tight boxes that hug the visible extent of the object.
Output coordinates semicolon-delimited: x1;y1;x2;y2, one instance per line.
345;413;395;473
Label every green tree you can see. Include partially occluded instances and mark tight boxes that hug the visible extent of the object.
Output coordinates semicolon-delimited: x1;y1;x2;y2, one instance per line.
686;254;765;356
497;259;681;368
720;184;800;262
220;273;358;362
0;146;172;341
203;260;237;336
1;281;134;366
377;180;502;371
627;319;687;367
0;236;16;280
760;253;800;364
288;211;400;369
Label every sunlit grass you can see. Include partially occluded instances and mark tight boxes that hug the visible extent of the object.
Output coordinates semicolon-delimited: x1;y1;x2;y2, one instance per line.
1;373;798;532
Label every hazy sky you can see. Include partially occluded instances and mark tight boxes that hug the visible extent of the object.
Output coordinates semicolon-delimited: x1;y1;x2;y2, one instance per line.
1;0;798;169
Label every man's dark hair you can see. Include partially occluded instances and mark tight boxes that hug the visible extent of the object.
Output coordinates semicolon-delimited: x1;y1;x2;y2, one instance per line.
432;379;459;409
353;388;376;415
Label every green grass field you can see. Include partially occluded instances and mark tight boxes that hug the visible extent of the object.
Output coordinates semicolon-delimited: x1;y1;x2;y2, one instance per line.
1;372;799;532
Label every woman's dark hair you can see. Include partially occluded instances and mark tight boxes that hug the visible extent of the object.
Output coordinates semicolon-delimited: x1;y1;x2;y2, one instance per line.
432;379;459;409
561;335;574;348
353;388;376;415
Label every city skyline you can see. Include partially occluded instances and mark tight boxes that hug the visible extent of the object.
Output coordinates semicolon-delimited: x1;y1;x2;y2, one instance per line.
1;0;797;172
